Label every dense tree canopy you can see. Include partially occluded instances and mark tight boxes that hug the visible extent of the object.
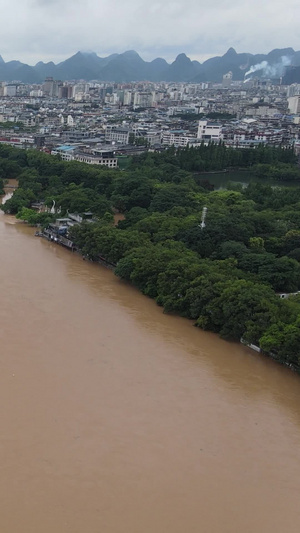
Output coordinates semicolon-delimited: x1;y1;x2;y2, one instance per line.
2;142;300;368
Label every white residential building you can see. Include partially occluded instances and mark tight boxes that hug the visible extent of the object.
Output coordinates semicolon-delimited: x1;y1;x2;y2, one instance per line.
3;85;17;97
197;120;223;142
105;127;130;144
30;90;43;97
51;146;76;161
133;92;154;108
245;105;280;117
123;91;132;106
146;130;162;145
162;130;196;148
287;84;300;98
51;145;118;168
75;152;118;168
288;96;300;115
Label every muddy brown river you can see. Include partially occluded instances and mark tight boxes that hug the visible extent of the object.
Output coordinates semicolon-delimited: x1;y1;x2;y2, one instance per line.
1;197;300;532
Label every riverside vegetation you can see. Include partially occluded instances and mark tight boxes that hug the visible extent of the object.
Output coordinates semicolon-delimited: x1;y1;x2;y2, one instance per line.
1;142;300;367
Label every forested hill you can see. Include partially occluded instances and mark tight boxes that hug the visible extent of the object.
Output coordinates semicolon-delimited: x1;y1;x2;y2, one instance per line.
1;47;300;82
1;143;300;368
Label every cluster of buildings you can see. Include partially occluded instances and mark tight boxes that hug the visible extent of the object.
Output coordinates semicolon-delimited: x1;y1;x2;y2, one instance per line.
0;76;300;165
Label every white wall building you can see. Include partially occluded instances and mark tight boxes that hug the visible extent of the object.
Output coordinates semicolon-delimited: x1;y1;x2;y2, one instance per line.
51;146;76;161
245;105;280;117
287;84;300;98
133;92;154;108
288;96;300;115
162;130;196;148
105;127;130;144
30;90;43;97
123;91;132;106
51;145;118;167
3;85;17;97
75;153;117;168
197;120;223;142
146;130;162;145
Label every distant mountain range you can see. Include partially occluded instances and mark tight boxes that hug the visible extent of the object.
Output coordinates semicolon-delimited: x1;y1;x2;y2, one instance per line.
1;48;300;83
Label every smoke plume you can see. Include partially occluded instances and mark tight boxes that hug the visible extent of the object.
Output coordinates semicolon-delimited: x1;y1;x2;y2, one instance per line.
245;56;292;79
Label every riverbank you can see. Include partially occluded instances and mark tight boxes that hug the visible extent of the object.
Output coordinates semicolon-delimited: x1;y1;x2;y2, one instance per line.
4;183;300;375
2;210;300;533
33;217;300;375
2;147;300;373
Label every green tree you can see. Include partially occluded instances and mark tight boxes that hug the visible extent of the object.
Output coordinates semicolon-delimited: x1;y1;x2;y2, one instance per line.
198;279;278;340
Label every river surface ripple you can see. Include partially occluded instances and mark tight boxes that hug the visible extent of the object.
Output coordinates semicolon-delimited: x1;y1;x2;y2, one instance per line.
1;201;300;532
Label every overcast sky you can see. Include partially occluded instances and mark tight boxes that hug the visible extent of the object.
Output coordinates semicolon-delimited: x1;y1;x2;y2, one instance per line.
0;0;299;64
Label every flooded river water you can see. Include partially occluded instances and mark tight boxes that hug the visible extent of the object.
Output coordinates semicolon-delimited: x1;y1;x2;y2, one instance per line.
1;198;300;532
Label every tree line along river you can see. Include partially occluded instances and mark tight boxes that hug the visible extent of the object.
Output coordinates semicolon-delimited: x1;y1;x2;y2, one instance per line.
1;183;300;532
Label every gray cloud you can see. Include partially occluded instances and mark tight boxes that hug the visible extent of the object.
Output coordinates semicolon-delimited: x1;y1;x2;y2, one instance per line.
33;0;60;4
0;0;299;64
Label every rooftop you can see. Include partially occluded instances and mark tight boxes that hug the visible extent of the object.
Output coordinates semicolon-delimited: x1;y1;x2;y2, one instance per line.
55;145;76;151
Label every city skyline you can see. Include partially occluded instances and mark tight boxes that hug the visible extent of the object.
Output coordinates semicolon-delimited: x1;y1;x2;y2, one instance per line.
0;0;299;65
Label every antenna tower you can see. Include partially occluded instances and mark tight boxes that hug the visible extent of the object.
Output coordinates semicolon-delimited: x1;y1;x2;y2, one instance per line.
199;206;207;229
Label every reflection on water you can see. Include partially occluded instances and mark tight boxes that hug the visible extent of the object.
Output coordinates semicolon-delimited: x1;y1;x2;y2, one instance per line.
1;209;300;532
